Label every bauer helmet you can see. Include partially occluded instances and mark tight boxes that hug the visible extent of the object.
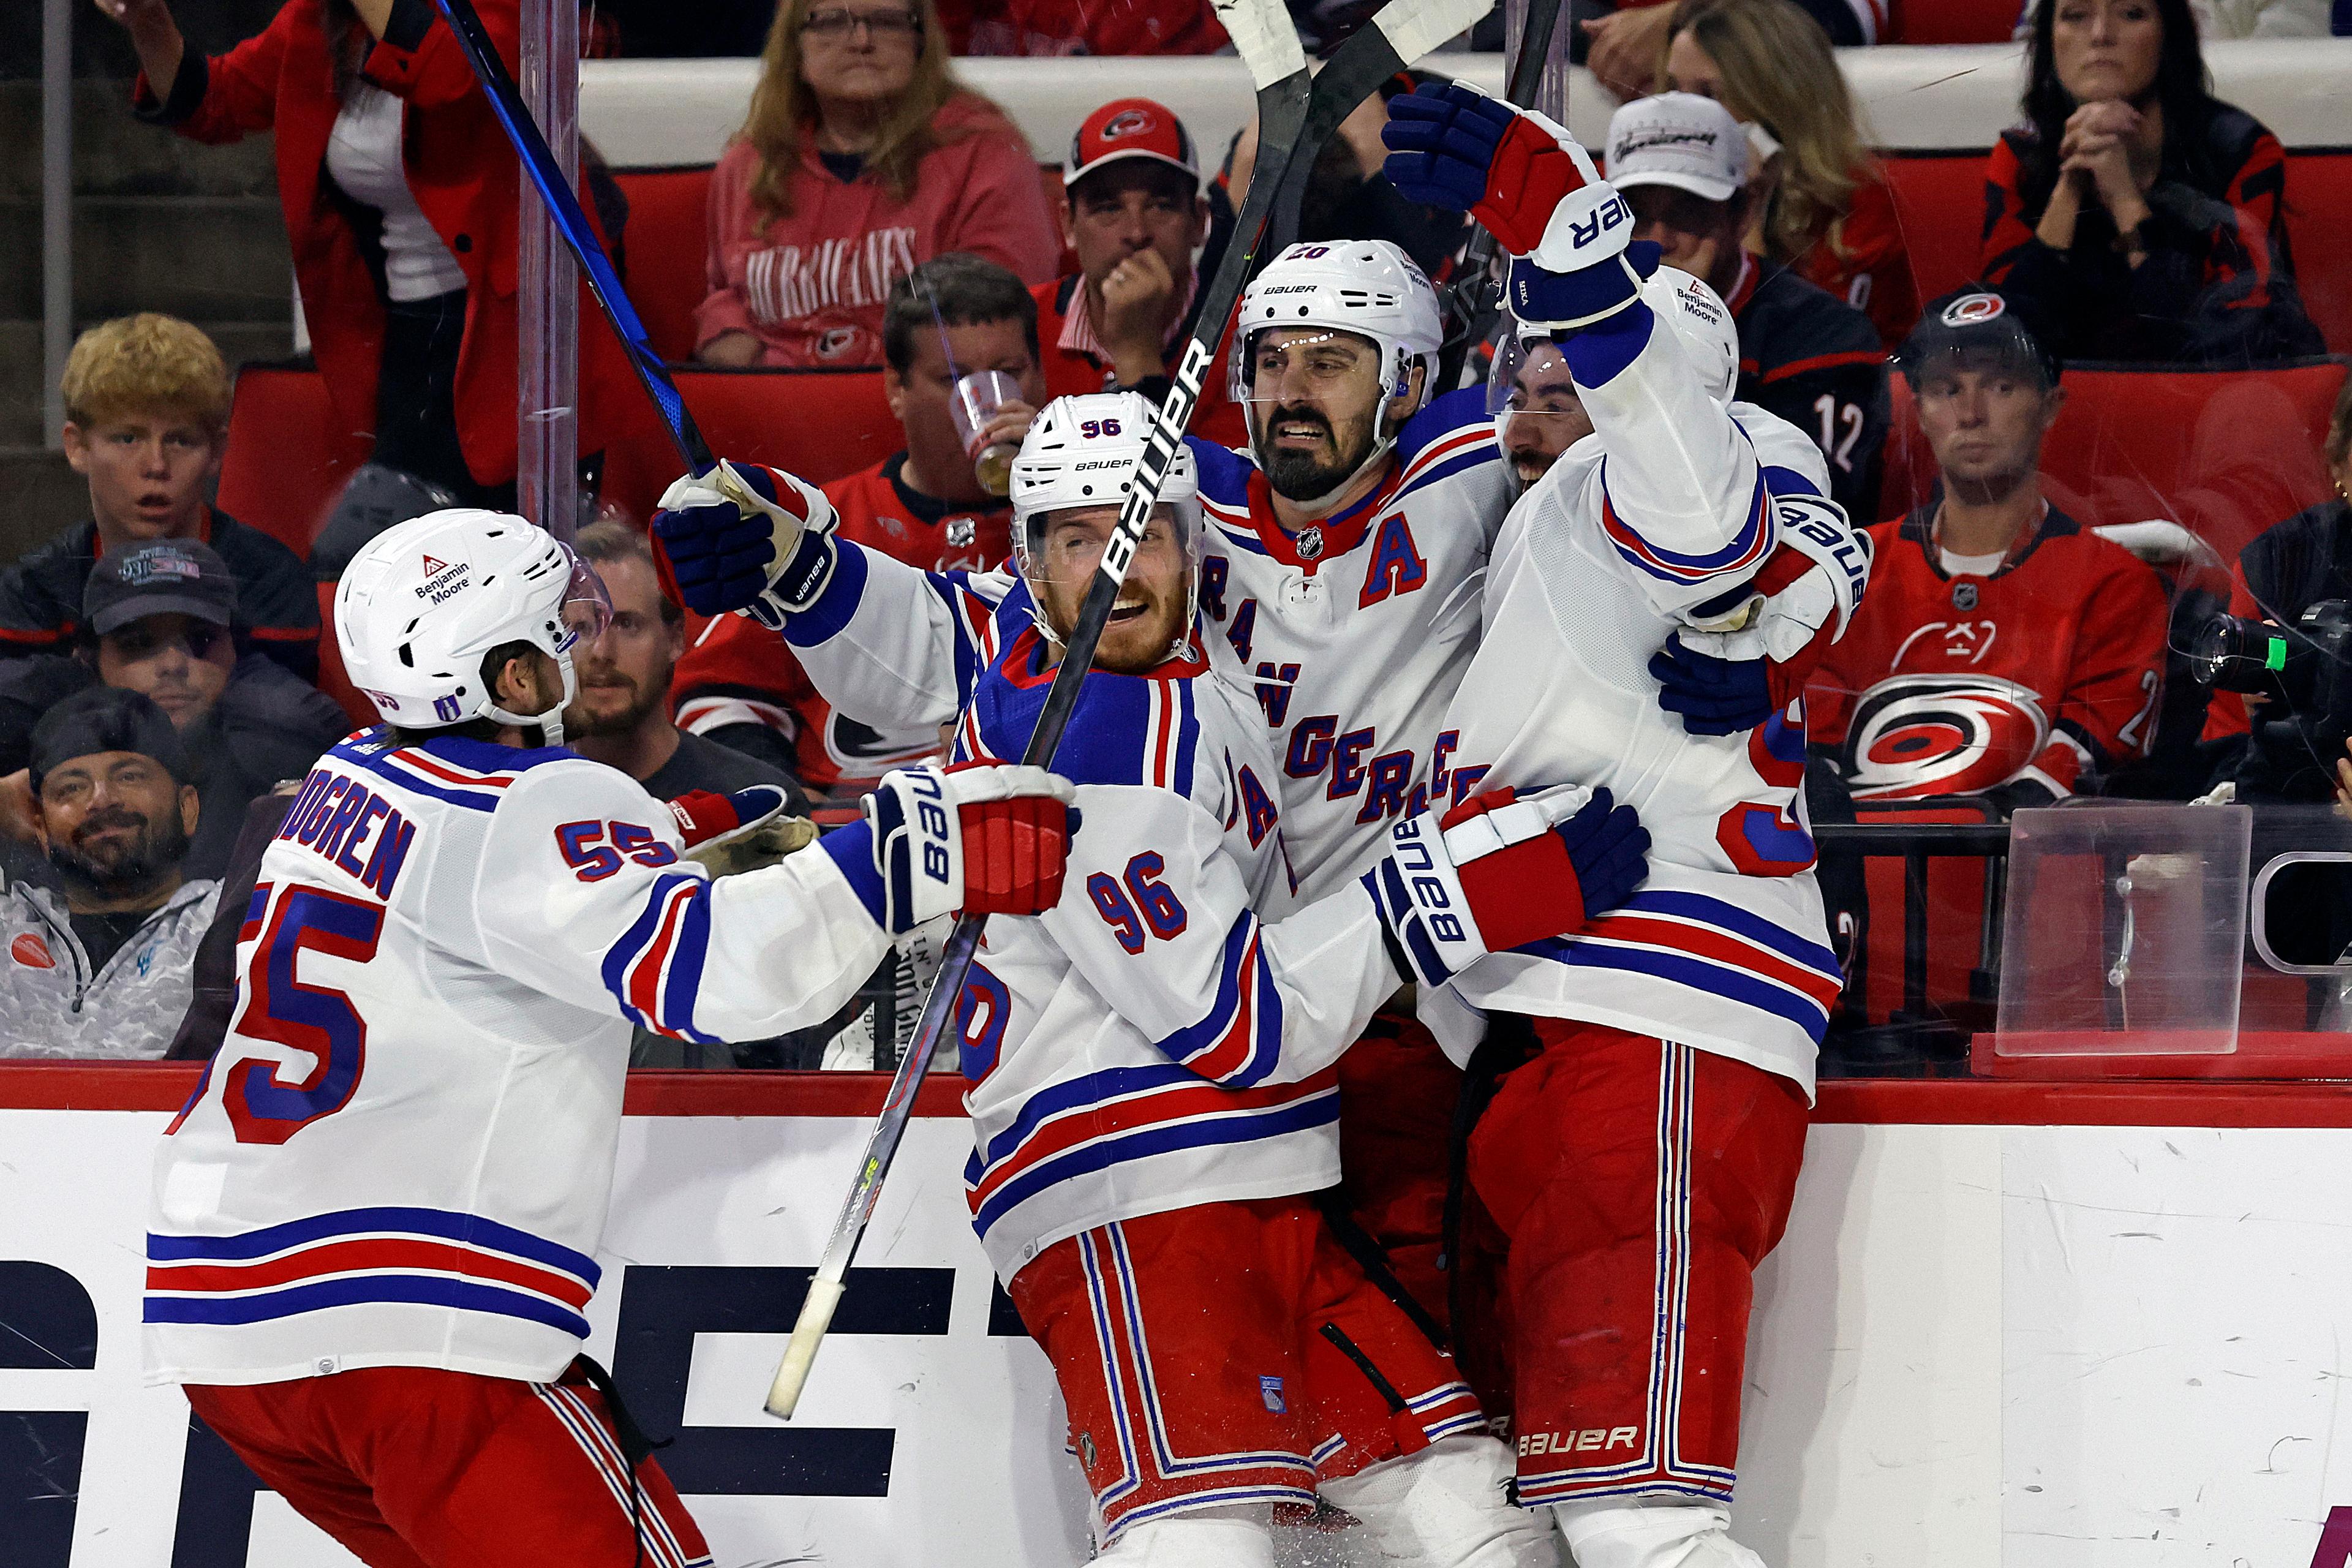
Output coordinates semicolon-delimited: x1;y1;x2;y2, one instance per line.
1230;239;1446;417
1010;392;1202;663
335;508;611;745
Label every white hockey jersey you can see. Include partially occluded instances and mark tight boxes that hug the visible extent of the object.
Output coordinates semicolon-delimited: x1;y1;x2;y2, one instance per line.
1439;307;1857;1096
942;587;1406;1280
145;731;894;1387
776;390;1512;903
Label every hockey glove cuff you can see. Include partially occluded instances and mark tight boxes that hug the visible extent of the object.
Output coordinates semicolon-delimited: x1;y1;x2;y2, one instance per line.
668;784;818;876
1363;783;1651;989
859;763;1078;934
1507;239;1660;337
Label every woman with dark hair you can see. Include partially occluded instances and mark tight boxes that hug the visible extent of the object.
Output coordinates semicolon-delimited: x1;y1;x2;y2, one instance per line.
94;0;636;508
1981;0;2323;366
695;0;1059;369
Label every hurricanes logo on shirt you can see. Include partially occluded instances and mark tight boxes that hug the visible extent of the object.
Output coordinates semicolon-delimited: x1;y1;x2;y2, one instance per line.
1842;674;2049;800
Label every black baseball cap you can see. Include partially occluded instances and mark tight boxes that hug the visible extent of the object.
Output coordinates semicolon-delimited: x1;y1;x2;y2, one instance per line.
1899;289;2062;391
83;539;238;636
28;687;191;794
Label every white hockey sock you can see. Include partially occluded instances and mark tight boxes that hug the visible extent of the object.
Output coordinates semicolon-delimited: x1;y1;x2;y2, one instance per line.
1548;1497;1766;1568
1318;1434;1561;1567
1097;1505;1278;1568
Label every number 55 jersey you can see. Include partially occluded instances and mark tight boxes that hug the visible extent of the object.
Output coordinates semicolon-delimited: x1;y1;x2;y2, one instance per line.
145;732;896;1389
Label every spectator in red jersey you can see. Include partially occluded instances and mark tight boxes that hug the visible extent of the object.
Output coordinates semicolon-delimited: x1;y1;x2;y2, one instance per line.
1810;290;2170;810
676;254;1044;805
96;0;636;507
1033;99;1248;451
935;0;1231;53
1607;92;1890;520
0;316;317;682
1655;0;1918;351
1982;0;2323;366
695;0;1059;369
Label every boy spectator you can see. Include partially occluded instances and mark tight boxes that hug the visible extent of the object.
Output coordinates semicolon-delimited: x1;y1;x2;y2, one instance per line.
1809;290;2169;806
0;541;349;880
674;254;1041;809
564;520;806;809
1608;92;1890;521
0;316;318;679
0;688;219;1059
1036;99;1248;449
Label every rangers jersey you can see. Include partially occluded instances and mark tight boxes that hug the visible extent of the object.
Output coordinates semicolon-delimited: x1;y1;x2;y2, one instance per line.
146;732;894;1387
1440;306;1859;1095
1809;505;2169;797
775;391;1512;900
943;584;1407;1279
673;453;1010;801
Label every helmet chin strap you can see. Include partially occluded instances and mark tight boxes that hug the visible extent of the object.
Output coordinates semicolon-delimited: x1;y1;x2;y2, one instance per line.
483;649;576;747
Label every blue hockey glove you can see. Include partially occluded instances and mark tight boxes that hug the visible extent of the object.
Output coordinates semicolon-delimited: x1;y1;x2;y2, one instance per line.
651;460;838;625
1650;630;1776;736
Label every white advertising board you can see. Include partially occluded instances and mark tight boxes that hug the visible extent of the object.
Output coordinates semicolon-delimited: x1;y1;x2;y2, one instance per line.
4;1106;2351;1566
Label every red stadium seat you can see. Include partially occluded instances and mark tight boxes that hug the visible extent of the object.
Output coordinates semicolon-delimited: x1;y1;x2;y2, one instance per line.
216;364;367;557
598;368;902;523
1881;359;2348;560
611;167;714;364
1885;0;2021;43
2284;151;2352;356
1880;154;1989;308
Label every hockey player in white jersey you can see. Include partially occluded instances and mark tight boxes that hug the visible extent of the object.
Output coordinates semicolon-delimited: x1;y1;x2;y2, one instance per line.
1382;81;1872;1568
654;240;1518;1325
900;394;1646;1567
144;510;1076;1568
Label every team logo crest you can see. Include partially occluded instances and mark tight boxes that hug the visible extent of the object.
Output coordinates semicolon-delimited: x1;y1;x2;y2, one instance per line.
815;326;862;361
421;554;450;575
946;516;977;549
1295;525;1325;561
1101;108;1155;141
1842;674;2049;801
1940;292;2007;327
1259;1375;1287;1413
1952;581;1980;611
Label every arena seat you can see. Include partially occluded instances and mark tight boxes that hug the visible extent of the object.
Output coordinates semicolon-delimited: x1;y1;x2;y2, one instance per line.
1885;0;2021;45
598;368;902;522
216;363;367;558
2283;151;2352;356
1880;358;2348;559
1879;153;1988;309
612;167;715;363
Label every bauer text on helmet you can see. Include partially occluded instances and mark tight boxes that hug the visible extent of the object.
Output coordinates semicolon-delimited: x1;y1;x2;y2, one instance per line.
334;509;612;747
1010;393;1202;675
1231;241;1444;509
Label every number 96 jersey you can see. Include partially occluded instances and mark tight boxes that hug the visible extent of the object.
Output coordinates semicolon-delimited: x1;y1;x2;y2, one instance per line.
1439;318;1857;1096
145;732;892;1389
949;592;1411;1283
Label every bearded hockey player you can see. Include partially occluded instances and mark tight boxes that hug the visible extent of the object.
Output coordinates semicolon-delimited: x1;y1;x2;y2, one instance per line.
143;510;1076;1567
1383;81;1872;1568
918;394;1648;1567
653;240;1518;1324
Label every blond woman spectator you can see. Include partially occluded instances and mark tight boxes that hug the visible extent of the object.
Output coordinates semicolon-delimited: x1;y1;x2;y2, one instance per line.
695;0;1060;369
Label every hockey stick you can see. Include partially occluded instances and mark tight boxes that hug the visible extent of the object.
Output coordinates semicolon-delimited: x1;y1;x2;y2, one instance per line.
762;0;1493;1420
426;0;726;486
1431;0;1567;391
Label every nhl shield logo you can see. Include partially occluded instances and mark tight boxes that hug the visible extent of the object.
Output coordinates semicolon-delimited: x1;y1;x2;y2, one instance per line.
1295;525;1325;562
946;516;977;549
1952;581;1980;611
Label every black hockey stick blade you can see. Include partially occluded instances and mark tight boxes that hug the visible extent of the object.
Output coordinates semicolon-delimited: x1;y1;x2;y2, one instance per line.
428;0;715;475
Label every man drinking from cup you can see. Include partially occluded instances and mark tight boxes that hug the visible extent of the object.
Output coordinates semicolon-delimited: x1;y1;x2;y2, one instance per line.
672;253;1047;810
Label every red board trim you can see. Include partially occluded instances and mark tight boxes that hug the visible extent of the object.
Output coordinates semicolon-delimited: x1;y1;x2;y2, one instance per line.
7;1062;2352;1128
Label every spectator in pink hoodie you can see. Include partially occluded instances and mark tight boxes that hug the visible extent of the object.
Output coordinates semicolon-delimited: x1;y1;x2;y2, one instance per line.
695;0;1061;369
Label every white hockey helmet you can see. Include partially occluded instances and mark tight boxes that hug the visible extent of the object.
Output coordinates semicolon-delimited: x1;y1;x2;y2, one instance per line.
334;508;611;744
1010;392;1202;662
1229;239;1446;416
1640;265;1740;405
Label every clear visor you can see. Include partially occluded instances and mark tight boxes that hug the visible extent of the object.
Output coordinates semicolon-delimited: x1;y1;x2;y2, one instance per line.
1014;500;1202;654
1487;331;1591;445
554;545;615;652
1229;325;1396;408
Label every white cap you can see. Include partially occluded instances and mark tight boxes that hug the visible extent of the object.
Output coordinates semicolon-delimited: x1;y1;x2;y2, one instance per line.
1605;92;1748;203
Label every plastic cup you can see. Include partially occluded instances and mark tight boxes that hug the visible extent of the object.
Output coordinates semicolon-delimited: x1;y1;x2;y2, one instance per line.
950;371;1021;498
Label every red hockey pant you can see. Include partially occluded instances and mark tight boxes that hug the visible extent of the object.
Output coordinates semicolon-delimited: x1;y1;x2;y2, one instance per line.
184;1362;712;1568
1007;1196;1488;1542
1468;1022;1808;1507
